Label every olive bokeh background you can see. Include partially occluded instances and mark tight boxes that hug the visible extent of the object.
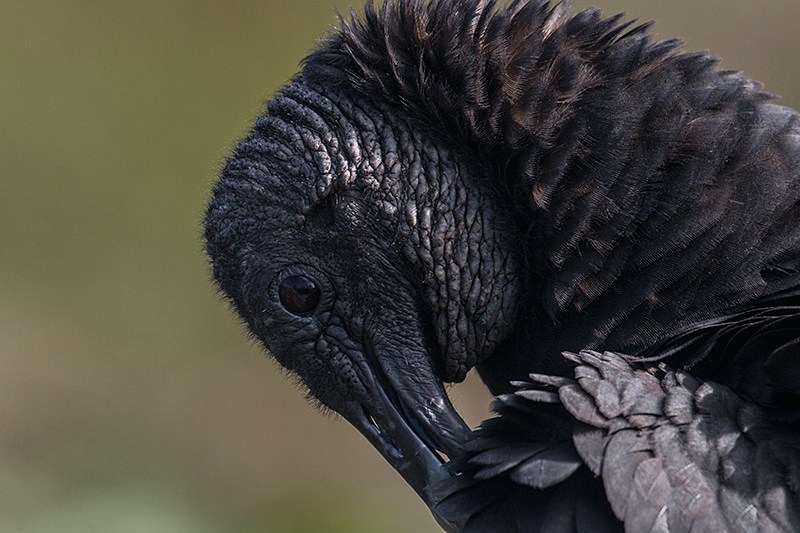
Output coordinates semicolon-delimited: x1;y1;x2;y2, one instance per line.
2;1;799;531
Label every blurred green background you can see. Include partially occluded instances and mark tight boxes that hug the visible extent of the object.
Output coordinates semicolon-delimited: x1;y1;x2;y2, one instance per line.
2;1;798;531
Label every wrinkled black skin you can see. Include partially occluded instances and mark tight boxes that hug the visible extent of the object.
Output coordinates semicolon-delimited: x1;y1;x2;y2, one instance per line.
205;0;800;531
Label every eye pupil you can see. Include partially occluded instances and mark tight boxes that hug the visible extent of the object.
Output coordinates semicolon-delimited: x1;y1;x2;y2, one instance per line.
279;275;321;316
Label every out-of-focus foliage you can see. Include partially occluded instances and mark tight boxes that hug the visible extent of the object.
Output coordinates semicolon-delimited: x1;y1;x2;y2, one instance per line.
0;0;797;531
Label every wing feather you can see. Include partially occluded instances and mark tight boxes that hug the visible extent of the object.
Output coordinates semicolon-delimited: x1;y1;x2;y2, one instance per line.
439;346;800;532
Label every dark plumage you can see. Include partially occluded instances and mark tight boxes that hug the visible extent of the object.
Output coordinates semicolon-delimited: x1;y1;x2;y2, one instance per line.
204;1;800;531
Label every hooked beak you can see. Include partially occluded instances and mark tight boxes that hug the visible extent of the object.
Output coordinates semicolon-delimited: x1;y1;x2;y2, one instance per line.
339;347;471;533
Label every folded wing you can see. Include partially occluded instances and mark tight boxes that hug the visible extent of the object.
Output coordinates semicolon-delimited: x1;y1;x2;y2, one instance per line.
438;313;800;532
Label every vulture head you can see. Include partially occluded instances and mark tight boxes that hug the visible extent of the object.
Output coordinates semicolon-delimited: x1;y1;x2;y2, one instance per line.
202;39;524;527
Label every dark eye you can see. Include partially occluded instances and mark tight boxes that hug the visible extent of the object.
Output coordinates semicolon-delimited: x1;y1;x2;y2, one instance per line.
279;275;321;316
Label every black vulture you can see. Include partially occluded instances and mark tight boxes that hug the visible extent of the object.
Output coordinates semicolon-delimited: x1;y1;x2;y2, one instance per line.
204;0;800;531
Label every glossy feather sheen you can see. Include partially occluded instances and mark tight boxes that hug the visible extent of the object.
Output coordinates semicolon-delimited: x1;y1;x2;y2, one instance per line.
205;0;800;531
